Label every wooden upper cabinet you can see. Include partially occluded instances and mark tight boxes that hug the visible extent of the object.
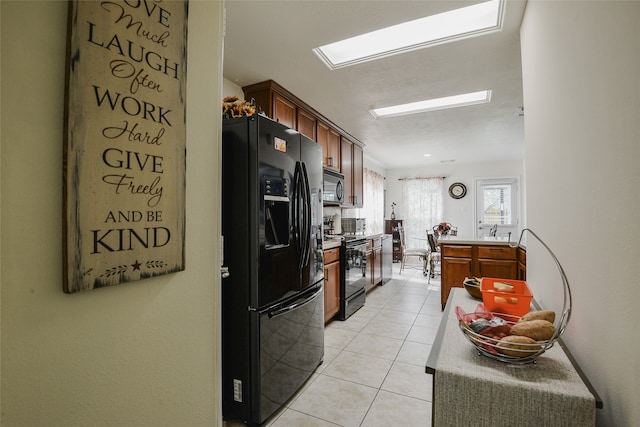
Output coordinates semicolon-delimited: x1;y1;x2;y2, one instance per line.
316;121;329;167
242;81;364;193
297;108;316;141
328;129;341;171
341;137;363;208
352;143;363;208
341;137;354;206
318;120;340;171
272;93;296;129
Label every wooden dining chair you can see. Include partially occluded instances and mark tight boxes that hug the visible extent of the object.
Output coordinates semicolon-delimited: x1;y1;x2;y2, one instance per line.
398;227;428;275
427;232;441;283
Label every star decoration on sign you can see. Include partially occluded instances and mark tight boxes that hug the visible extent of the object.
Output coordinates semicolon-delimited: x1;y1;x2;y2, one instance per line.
131;260;142;271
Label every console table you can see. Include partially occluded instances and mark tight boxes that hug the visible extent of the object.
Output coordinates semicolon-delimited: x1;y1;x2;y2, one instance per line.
426;288;601;426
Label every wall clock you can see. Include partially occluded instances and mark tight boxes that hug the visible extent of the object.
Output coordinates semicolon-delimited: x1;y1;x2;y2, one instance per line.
448;182;467;199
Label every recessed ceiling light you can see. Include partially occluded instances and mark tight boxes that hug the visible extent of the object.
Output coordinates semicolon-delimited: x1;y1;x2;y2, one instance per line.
370;90;492;119
423;154;432;157
313;0;504;69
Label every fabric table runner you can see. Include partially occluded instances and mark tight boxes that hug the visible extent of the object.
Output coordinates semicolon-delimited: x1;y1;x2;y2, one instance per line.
428;288;595;426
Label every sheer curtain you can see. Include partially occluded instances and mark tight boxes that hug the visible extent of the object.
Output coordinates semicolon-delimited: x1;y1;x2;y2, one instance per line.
351;168;384;234
401;177;444;244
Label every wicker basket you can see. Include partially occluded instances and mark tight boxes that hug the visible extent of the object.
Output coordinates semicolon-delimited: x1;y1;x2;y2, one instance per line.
457;228;572;364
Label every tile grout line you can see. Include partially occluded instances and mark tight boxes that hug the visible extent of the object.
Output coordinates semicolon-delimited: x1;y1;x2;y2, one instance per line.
273;264;436;426
356;266;409;427
358;265;431;426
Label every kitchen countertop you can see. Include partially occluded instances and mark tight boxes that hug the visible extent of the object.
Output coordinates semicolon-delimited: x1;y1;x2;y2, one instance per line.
437;235;517;246
323;240;342;250
322;233;390;250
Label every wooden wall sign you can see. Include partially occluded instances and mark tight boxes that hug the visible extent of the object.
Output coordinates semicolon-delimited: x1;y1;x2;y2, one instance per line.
63;0;188;293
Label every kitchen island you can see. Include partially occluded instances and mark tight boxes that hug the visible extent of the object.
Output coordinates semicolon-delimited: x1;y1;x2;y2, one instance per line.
438;235;526;309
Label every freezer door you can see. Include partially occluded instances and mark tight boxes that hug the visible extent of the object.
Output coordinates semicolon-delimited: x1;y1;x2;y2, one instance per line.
256;284;324;424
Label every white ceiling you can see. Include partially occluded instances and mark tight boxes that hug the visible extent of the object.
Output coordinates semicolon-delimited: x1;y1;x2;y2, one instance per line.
223;0;527;169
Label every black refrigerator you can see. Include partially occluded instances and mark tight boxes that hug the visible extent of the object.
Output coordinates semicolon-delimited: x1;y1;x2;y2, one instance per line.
221;115;324;426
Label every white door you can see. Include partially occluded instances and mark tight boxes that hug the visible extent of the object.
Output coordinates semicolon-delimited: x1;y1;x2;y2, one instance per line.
475;178;519;239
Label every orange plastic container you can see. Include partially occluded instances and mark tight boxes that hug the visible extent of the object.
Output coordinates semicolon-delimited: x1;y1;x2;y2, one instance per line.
480;278;532;317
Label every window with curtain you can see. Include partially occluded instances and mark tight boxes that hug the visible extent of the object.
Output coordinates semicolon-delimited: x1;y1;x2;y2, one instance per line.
400;177;444;244
356;168;385;234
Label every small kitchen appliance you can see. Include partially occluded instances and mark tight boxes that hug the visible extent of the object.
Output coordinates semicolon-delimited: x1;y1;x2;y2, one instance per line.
322;169;344;205
341;218;366;236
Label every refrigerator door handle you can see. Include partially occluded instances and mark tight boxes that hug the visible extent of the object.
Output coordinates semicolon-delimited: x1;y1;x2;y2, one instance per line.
294;161;310;269
300;162;312;266
267;286;322;319
293;162;302;264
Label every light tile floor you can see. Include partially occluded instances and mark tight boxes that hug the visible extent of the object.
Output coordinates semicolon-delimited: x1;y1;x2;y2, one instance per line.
258;263;443;427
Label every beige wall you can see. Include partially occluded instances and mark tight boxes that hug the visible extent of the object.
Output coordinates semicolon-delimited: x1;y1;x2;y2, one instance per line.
1;1;225;425
223;77;245;100
521;2;640;426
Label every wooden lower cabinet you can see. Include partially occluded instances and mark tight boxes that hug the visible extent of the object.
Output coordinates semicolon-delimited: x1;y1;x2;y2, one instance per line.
441;243;522;309
366;237;383;291
441;258;473;302
477;259;517;279
324;247;341;323
517;247;527;280
477;245;517;281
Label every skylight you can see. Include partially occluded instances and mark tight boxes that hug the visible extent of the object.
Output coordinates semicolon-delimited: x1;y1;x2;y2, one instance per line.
313;0;504;69
370;90;492;119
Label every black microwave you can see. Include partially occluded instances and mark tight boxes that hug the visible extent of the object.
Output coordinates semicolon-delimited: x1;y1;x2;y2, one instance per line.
323;169;344;205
